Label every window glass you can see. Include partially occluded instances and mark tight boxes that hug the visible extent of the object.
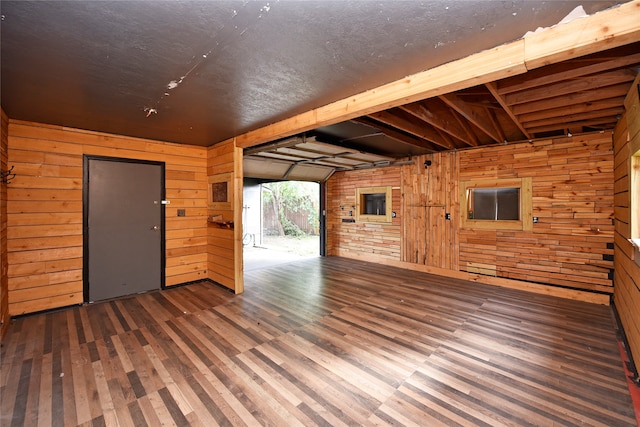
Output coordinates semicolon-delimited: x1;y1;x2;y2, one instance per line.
460;177;532;231
362;193;386;216
356;186;392;223
468;188;519;220
631;152;640;244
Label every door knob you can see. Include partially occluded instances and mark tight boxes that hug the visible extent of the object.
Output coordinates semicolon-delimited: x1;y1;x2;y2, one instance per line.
151;225;159;231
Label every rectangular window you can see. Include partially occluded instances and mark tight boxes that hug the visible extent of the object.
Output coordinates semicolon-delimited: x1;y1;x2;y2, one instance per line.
631;149;640;262
468;187;520;220
626;75;640;265
362;193;386;215
356;186;392;223
461;178;532;231
633;156;640;238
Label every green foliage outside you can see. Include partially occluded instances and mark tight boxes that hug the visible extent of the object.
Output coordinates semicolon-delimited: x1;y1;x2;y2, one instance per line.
262;181;319;237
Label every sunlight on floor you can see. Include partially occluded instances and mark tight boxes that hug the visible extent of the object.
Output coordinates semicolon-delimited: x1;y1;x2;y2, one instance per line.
244;235;319;271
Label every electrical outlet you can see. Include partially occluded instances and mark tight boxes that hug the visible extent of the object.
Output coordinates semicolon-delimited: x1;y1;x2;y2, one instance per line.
177;209;186;217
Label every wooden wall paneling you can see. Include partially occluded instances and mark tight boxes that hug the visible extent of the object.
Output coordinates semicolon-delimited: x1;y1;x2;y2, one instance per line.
0;108;8;338
614;253;640;370
6;121;208;315
458;133;615;294
233;142;244;294
330;132;615;301
400;152;458;270
327;167;402;261
164;165;208;286
207;139;243;293
401;158;426;264
445;152;461;271
613;72;640;373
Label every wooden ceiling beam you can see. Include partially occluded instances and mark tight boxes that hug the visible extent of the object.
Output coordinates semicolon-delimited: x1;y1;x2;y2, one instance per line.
518;97;625;124
399;102;479;147
435;128;459;150
511;83;631;116
487;108;506;143
522;107;624;130
439;93;503;143
351;117;440;152
498;47;640;95
504;69;637;106
523;1;640;70
230;0;640;149
234;34;525;150
485;81;531;139
367;111;454;150
527;117;620;134
451;111;484;146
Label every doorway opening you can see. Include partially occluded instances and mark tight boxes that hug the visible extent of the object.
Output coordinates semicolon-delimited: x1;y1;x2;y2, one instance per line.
243;179;321;271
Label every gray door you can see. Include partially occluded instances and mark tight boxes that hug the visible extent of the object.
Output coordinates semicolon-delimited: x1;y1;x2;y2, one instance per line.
85;157;164;302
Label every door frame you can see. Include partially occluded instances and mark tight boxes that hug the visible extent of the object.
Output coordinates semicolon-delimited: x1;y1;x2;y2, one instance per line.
82;155;166;302
319;181;326;256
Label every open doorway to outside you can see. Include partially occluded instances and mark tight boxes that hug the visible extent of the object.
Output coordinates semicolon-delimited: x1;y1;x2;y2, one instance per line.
243;179;320;271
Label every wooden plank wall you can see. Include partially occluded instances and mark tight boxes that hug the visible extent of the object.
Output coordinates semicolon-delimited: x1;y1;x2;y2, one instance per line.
0;109;8;338
401;152;459;270
326;167;401;260
6;121;208;316
327;132;615;300
207;139;243;293
458;133;615;294
613;73;640;370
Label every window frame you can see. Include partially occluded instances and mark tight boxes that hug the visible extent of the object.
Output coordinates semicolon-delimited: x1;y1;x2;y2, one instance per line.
460;177;533;231
630;139;640;264
355;186;392;223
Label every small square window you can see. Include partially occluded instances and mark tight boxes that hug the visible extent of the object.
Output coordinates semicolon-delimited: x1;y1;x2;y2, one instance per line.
356;186;392;223
362;193;386;216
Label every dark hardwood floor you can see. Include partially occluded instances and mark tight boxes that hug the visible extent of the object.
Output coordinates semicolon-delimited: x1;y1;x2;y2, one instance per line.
1;257;637;426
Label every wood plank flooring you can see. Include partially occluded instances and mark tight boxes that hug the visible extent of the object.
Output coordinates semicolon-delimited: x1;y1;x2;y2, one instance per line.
1;257;637;426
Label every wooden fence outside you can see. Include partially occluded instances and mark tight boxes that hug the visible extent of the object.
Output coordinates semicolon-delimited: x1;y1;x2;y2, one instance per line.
263;205;318;236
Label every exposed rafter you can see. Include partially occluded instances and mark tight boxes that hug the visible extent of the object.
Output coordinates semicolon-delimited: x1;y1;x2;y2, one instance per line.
512;83;631;116
351;117;440;152
504;69;637;107
439;93;504;143
400;103;478;147
243;3;640;172
485;81;531;139
498;45;640;95
368;110;454;150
